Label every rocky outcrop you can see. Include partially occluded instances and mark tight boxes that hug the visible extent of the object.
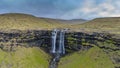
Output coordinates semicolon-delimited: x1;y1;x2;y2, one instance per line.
0;30;119;68
0;30;51;52
65;32;120;68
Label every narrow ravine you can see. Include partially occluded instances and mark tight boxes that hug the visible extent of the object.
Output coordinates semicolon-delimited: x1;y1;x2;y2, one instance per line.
49;29;66;68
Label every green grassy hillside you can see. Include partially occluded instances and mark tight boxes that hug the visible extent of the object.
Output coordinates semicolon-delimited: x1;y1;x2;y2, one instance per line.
0;46;50;68
1;13;120;34
0;13;70;30
72;17;120;34
58;46;114;68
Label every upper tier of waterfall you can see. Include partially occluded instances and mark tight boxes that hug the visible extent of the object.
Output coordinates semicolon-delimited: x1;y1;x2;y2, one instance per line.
51;29;66;55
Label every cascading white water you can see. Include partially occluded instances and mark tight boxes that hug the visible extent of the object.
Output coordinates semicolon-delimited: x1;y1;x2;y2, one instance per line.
49;29;66;68
51;29;65;55
51;29;58;53
58;30;65;54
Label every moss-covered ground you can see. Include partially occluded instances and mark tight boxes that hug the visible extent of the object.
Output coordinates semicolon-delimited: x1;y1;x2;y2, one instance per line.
0;46;50;68
58;46;114;68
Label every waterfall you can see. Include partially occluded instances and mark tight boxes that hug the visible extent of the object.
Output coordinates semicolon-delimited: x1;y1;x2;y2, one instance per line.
49;29;66;68
51;29;58;53
58;30;65;55
51;29;65;55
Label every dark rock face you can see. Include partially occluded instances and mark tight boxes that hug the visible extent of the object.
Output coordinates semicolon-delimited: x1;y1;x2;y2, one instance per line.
65;32;120;68
0;30;119;52
0;30;119;68
0;30;51;52
65;32;119;51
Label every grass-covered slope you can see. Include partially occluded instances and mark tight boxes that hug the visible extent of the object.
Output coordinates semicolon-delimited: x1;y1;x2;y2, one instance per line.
72;17;120;34
58;46;114;68
79;17;120;28
0;47;50;68
0;13;70;30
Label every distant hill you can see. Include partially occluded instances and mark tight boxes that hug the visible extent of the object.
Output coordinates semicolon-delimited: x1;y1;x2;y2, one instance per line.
79;17;120;28
0;13;86;30
0;13;119;34
0;13;67;30
72;17;120;34
56;19;87;24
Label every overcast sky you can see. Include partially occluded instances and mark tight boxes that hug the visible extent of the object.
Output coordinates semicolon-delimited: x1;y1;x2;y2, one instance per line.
0;0;120;20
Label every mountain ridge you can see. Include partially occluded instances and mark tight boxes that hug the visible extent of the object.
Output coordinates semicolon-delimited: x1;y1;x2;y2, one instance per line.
0;13;86;30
